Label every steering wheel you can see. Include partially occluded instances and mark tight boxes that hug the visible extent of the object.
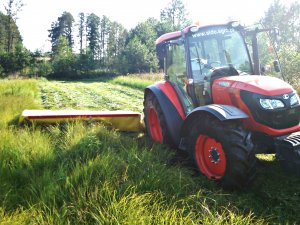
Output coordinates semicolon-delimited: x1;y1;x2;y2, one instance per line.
191;58;221;70
209;61;221;68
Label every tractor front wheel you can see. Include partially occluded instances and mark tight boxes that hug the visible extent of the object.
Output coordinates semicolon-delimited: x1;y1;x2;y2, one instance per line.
187;114;256;189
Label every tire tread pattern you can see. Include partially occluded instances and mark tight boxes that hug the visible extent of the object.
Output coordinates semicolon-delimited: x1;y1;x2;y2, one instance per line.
143;92;173;145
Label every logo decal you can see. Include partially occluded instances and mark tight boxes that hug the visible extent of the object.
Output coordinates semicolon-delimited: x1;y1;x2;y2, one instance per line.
282;94;289;100
218;81;230;87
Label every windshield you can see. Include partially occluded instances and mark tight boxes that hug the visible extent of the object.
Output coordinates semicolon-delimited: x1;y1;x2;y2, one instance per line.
245;25;283;79
188;26;252;82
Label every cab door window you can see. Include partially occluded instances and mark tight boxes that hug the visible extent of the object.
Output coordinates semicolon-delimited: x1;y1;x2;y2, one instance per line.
165;41;193;113
166;43;186;83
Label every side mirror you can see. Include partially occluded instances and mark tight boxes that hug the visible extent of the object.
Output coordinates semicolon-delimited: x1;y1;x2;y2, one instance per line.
156;42;166;60
273;60;281;73
274;28;280;41
271;28;281;43
156;38;184;60
261;66;266;74
168;38;184;46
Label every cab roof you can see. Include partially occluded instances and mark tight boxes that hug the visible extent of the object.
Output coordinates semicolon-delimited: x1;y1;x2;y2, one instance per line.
155;22;234;45
155;26;190;45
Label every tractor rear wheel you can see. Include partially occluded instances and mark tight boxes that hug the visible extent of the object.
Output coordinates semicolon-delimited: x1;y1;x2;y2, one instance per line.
143;92;172;145
187;114;256;189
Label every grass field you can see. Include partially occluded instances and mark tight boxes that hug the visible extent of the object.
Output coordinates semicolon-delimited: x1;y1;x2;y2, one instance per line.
0;76;300;224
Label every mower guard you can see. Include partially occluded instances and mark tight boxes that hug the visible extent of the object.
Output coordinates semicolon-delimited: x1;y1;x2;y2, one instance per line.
20;110;144;132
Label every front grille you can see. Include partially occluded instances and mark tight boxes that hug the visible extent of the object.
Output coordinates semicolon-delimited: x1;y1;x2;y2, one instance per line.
240;90;300;129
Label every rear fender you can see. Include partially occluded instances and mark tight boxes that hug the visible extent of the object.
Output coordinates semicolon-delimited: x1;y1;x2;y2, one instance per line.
145;82;185;147
180;104;248;137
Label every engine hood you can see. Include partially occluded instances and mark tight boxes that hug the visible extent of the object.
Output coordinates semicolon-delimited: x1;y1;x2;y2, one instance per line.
218;75;294;96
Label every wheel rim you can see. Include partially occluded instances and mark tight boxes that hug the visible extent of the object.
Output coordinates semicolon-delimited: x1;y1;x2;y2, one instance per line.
148;108;163;143
195;134;226;180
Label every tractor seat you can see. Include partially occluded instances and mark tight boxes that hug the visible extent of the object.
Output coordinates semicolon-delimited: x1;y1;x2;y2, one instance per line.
210;66;239;83
203;66;240;105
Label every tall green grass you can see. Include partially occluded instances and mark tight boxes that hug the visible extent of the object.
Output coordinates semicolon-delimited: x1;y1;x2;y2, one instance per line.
109;73;163;90
0;79;42;128
0;78;299;224
0;121;267;224
0;79;39;98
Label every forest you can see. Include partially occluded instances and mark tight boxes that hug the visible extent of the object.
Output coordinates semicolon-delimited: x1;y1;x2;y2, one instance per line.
0;0;191;78
0;0;299;87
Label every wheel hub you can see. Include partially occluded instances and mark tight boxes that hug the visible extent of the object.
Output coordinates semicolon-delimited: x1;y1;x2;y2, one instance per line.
209;148;221;164
195;134;226;180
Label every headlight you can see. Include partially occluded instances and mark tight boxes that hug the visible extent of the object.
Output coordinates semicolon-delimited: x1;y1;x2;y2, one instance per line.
290;93;300;106
259;98;285;109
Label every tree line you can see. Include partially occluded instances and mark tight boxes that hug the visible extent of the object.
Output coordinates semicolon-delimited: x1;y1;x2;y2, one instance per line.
0;0;31;76
0;0;189;78
46;0;190;78
261;0;300;86
0;0;299;85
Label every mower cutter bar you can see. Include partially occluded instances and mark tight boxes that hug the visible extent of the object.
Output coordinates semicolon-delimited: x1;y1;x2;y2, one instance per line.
20;109;144;132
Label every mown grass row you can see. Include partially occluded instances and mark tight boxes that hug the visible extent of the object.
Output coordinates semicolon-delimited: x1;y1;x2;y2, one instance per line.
0;78;299;224
39;79;146;112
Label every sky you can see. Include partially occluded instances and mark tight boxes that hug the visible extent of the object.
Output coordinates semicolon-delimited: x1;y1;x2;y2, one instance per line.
0;0;294;52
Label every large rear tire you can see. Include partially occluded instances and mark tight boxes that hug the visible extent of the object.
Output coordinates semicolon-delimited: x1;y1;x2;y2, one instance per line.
187;114;256;189
143;92;172;145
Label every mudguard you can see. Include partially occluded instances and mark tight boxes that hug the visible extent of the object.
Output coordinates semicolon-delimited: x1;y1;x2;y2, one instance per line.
145;83;184;147
181;104;248;137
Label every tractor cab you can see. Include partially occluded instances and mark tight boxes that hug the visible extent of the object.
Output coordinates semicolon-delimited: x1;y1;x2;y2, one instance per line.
156;22;281;113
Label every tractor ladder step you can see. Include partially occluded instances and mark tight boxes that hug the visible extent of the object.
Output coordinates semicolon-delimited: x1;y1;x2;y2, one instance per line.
282;132;300;147
275;131;300;176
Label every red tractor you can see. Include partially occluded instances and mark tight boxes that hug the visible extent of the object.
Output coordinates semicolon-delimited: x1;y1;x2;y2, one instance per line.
143;22;300;189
